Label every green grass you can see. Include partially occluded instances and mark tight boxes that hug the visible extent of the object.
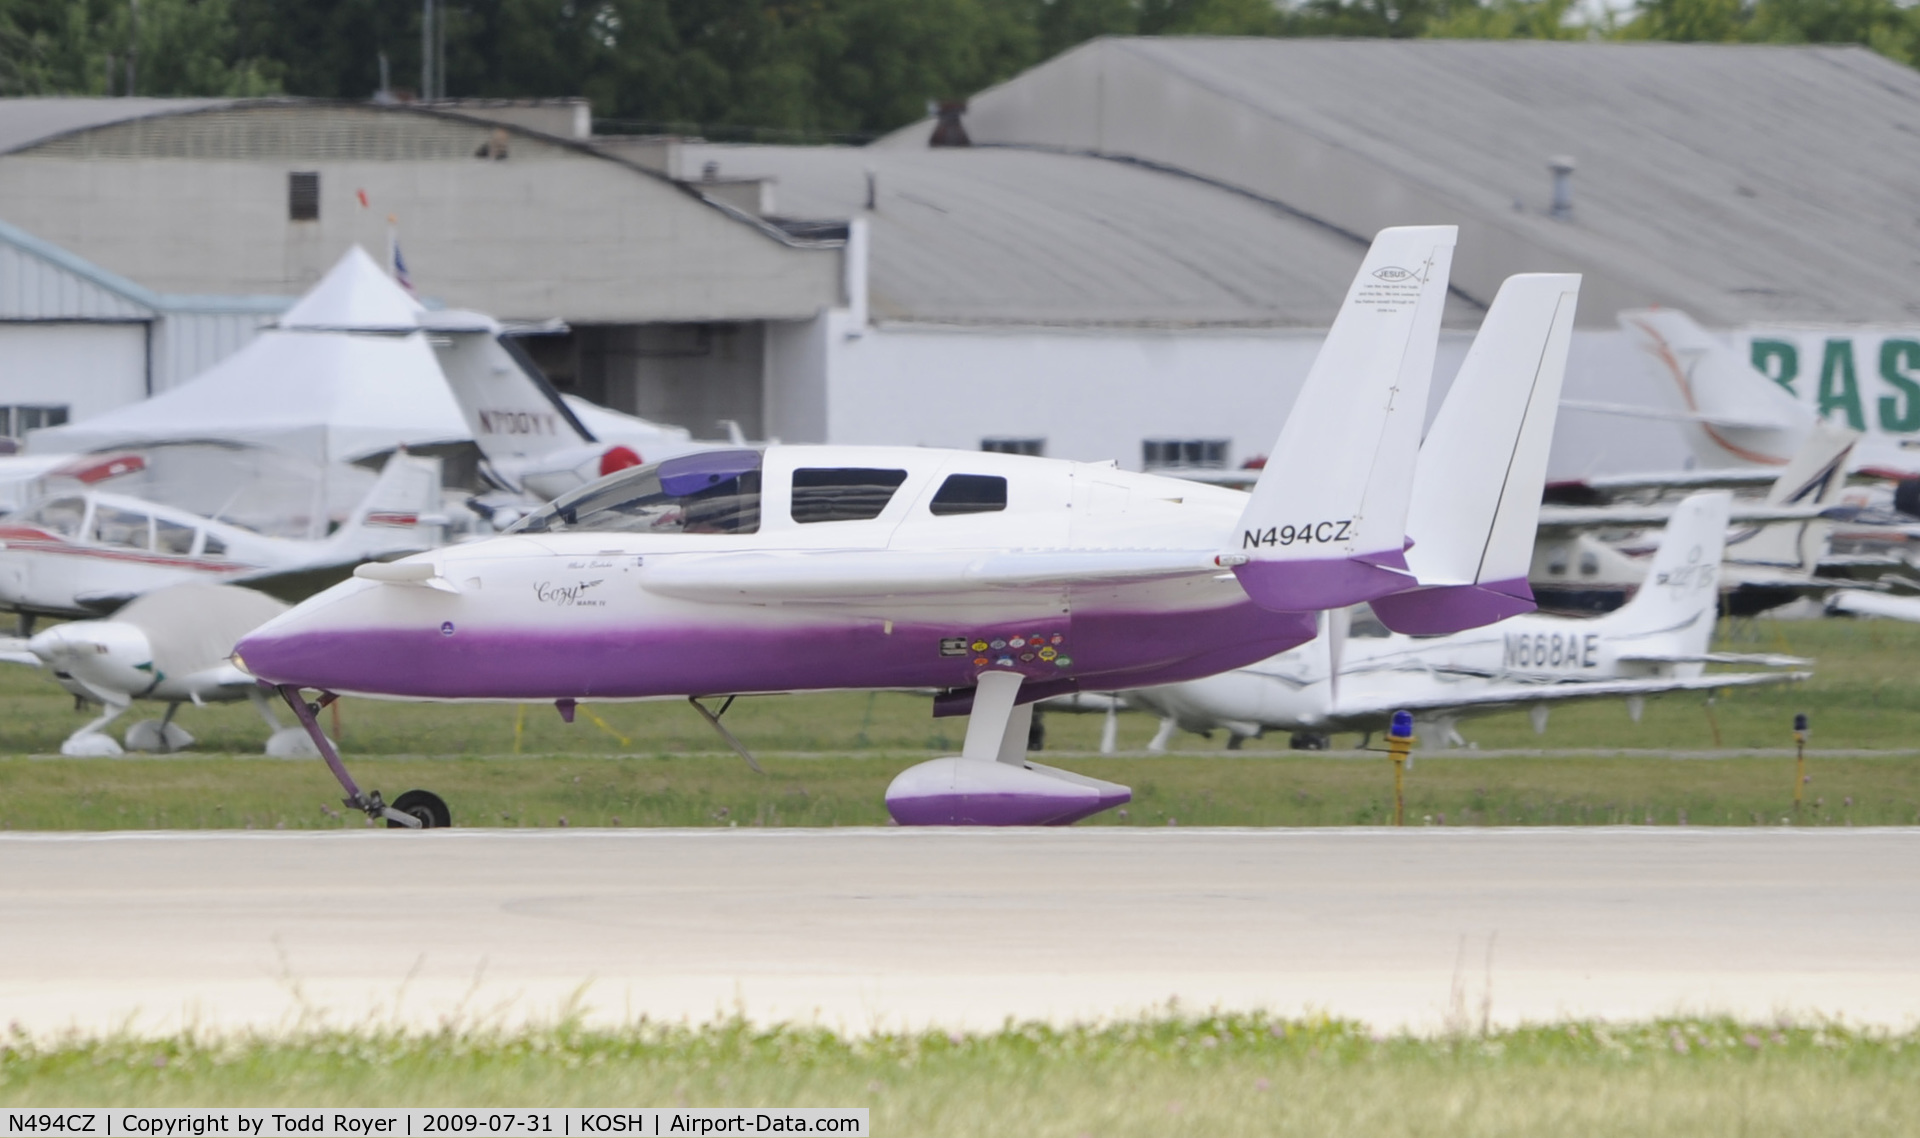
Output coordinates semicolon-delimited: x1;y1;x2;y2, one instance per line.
4;616;1912;759
2;1017;1915;1136
2;750;1917;830
2;616;1918;830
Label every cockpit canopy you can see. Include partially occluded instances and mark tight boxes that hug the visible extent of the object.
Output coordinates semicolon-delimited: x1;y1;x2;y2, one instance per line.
510;450;765;535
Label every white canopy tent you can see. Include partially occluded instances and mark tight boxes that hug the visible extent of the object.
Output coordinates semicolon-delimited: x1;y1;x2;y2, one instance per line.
28;247;470;465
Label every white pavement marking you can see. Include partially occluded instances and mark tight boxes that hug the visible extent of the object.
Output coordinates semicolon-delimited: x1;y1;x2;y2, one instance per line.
1;828;1915;1037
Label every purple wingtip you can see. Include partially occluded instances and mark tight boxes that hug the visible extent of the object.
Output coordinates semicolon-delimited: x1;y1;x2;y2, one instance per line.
1370;577;1536;635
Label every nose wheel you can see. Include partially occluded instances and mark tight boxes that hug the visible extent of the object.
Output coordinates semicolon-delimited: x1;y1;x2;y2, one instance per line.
387;789;452;829
275;684;450;831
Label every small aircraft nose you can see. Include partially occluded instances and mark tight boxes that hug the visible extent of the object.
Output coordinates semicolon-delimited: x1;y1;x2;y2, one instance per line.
28;625;87;665
30;621;156;692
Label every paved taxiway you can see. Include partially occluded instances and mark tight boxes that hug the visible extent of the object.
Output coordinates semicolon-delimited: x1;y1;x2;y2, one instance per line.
2;828;1916;1036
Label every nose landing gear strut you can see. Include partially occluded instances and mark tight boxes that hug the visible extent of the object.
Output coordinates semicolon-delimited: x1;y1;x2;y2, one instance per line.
275;684;451;829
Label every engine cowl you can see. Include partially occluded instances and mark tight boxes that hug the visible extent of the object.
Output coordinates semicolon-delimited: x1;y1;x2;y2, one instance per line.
885;757;1130;826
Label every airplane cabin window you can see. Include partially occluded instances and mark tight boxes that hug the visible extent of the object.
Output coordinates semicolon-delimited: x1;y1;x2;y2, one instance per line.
791;468;908;524
929;474;1008;516
93;506;152;550
22;497;85;538
155;519;196;556
511;450;764;535
203;533;228;558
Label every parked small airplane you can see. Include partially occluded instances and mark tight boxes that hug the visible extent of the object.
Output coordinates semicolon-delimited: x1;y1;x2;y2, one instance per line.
430;316;732;505
1530;421;1859;614
1126;491;1807;750
237;227;1582;829
0;583;325;756
0;451;443;625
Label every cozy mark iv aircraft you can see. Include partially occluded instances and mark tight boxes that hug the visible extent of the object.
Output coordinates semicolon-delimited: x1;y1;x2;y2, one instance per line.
237;226;1582;828
1125;491;1808;751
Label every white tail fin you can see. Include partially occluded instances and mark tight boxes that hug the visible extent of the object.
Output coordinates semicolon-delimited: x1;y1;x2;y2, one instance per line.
325;450;445;559
1371;273;1580;634
430;322;596;468
1602;490;1731;657
1726;419;1857;571
1233;225;1456;611
1616;308;1811;469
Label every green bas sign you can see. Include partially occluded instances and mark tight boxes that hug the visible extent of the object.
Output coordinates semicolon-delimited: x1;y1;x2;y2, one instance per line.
1743;332;1920;434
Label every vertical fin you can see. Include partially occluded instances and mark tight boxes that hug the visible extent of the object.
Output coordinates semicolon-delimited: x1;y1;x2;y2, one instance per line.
323;450;444;558
1232;225;1456;611
1600;490;1733;667
428;316;596;478
1726;419;1858;572
1371;274;1581;634
1616;308;1810;468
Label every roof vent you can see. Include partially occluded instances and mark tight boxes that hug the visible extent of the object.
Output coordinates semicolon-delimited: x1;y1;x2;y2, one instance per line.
1548;156;1576;220
929;100;971;148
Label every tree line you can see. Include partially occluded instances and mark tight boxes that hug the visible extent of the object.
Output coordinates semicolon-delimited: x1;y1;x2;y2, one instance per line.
2;0;1917;137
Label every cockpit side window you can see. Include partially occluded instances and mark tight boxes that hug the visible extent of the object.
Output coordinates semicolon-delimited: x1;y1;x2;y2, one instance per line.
155;518;196;556
929;474;1008;516
22;497;86;538
92;505;152;550
790;468;908;524
511;450;763;535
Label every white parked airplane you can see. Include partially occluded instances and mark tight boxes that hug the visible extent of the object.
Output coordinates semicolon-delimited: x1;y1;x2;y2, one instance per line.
1530;421;1859;615
1127;491;1807;750
234;227;1583;828
430;317;734;505
0;451;443;624
0;583;324;756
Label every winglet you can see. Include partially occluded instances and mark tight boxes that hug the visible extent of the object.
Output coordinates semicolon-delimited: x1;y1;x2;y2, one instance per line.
1371;273;1581;634
1232;225;1456;611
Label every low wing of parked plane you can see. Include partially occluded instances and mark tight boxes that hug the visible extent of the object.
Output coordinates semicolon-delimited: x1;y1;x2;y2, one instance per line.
1123;491;1806;749
5;583;325;756
236;227;1584;829
0;451;444;622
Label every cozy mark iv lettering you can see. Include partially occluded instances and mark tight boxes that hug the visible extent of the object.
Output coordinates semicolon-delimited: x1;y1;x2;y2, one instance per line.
1243;520;1353;549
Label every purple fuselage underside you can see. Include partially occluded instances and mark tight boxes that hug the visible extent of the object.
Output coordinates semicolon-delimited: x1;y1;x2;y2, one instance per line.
238;602;1319;701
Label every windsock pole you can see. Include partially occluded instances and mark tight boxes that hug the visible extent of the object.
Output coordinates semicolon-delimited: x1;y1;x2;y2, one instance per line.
1387;710;1415;827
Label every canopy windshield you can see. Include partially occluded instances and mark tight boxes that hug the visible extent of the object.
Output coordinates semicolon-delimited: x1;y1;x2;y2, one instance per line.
511;450;763;535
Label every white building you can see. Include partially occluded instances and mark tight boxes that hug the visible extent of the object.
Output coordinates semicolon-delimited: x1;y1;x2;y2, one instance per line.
0;218;284;445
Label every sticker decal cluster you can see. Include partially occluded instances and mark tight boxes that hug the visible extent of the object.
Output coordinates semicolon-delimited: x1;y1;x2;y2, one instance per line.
942;630;1072;675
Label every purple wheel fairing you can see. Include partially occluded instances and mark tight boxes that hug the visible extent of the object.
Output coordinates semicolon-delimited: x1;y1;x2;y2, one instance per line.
885;757;1131;826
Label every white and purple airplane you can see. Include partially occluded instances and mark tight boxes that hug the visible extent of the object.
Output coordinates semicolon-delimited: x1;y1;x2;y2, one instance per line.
236;226;1582;829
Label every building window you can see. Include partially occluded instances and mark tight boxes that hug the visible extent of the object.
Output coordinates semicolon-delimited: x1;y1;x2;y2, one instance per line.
930;473;1007;516
1;405;68;438
1142;439;1229;470
982;438;1044;457
289;171;320;221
